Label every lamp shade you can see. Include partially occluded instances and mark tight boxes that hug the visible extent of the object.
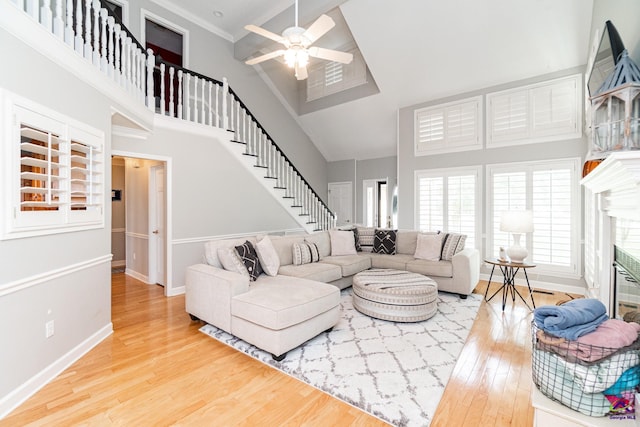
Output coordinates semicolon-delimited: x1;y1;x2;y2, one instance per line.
500;210;534;233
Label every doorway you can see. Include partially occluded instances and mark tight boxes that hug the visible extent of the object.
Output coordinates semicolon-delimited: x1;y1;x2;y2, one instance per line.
111;153;170;294
363;178;389;228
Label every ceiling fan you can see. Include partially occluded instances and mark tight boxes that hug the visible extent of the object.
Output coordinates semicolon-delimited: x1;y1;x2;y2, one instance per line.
244;0;353;80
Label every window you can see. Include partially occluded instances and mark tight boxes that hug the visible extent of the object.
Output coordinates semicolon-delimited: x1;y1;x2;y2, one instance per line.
486;74;582;147
414;96;482;156
415;166;481;250
306;49;367;102
1;92;104;240
487;158;581;277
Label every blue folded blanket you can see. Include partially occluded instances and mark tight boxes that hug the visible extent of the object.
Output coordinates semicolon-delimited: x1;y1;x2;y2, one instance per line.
534;298;609;341
604;366;640;396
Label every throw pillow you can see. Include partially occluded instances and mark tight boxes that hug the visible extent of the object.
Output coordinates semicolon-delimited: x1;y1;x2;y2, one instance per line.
373;229;397;255
329;229;357;256
352;227;362;252
440;233;467;261
217;247;250;279
255;235;280;276
292;241;320;265
414;233;444;261
356;226;375;252
235;240;264;281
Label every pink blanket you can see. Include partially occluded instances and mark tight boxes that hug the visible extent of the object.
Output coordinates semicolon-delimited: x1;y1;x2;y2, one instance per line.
537;319;640;363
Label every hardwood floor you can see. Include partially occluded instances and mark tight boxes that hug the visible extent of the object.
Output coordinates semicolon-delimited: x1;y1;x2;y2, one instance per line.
0;274;576;426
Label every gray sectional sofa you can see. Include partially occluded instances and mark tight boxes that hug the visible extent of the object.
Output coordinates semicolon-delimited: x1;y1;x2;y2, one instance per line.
185;228;480;360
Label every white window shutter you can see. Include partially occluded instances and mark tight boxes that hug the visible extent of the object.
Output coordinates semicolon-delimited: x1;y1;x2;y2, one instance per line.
487;74;581;147
416;175;444;232
415;96;482;155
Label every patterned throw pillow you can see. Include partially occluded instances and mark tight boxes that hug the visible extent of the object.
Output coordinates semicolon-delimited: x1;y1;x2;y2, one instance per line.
357;227;375;252
373;229;397;255
352;227;362;252
217;247;250;279
440;233;467;261
235;240;263;281
292;242;320;265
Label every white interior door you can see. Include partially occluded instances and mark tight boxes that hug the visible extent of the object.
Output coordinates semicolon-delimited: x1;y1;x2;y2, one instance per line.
328;182;353;226
149;164;165;286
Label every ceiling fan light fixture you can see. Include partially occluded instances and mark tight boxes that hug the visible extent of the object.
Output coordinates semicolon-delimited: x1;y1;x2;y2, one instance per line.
284;48;309;68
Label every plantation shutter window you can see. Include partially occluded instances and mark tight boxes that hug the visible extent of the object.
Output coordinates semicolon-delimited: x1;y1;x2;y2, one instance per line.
415;96;482;156
487;74;581;147
487;158;580;277
2;93;105;240
415;167;480;249
306;49;367;102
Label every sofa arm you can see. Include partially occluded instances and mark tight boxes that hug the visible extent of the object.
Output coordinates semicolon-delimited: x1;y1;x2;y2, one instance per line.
185;264;249;332
451;247;480;296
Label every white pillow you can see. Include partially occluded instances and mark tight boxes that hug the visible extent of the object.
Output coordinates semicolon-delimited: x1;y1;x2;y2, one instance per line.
329;229;357;256
414;233;444;261
255;235;280;276
217;247;250;278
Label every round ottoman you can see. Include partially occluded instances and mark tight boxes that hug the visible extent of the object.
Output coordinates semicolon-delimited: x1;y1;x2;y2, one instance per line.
352;269;438;322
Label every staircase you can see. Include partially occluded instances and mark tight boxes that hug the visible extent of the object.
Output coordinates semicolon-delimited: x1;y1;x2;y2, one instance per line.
6;0;335;233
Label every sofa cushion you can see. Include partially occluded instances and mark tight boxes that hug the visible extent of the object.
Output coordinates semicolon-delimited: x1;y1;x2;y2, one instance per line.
396;231;440;255
414;233;444;261
320;255;371;277
356;226;375;252
329;229;357;256
373;229;397;255
406;259;453;278
278;262;342;283
271;236;306;266
305;231;331;258
292;242;320;265
204;237;257;268
255;236;280;276
369;253;414;270
235;241;263;281
232;276;340;330
441;233;467;261
218;247;250;279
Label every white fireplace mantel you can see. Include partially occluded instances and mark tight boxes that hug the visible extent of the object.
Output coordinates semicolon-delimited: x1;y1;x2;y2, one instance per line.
581;151;640;219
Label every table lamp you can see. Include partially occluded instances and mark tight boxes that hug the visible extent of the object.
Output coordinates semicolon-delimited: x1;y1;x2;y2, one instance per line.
500;210;534;263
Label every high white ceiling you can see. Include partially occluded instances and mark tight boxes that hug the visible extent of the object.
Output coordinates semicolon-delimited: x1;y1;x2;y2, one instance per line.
159;0;595;161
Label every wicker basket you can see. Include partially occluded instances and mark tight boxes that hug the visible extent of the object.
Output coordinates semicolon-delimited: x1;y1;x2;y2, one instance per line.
531;321;640;417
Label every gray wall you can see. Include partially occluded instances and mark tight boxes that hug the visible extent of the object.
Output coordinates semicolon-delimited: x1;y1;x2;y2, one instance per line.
0;27;112;404
111;161;126;266
328;156;397;226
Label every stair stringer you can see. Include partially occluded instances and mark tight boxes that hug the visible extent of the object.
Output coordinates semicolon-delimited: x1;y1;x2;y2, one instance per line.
215;132;317;234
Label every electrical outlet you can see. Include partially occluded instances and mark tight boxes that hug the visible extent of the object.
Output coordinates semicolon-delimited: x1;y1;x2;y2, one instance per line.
45;320;54;338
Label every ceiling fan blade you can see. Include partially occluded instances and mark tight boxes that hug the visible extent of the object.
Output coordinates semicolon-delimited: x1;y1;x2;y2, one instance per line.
245;24;285;44
302;14;335;45
245;50;286;65
295;62;308;80
308;47;353;64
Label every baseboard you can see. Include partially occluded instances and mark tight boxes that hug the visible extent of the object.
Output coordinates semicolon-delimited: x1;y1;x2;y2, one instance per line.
111;260;126;268
479;273;586;297
0;323;113;420
166;285;185;297
125;268;149;284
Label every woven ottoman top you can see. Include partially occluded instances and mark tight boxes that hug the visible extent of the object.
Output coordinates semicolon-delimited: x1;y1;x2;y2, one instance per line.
353;268;437;296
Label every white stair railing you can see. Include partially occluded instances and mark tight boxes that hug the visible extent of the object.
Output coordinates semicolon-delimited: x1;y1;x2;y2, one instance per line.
9;0;336;231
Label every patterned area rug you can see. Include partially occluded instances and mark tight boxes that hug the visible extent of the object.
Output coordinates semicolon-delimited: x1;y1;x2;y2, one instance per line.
199;289;482;426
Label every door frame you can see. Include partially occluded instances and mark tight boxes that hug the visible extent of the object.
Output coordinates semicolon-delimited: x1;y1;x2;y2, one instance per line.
140;8;190;68
112;150;173;296
362;177;388;227
149;163;165;287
